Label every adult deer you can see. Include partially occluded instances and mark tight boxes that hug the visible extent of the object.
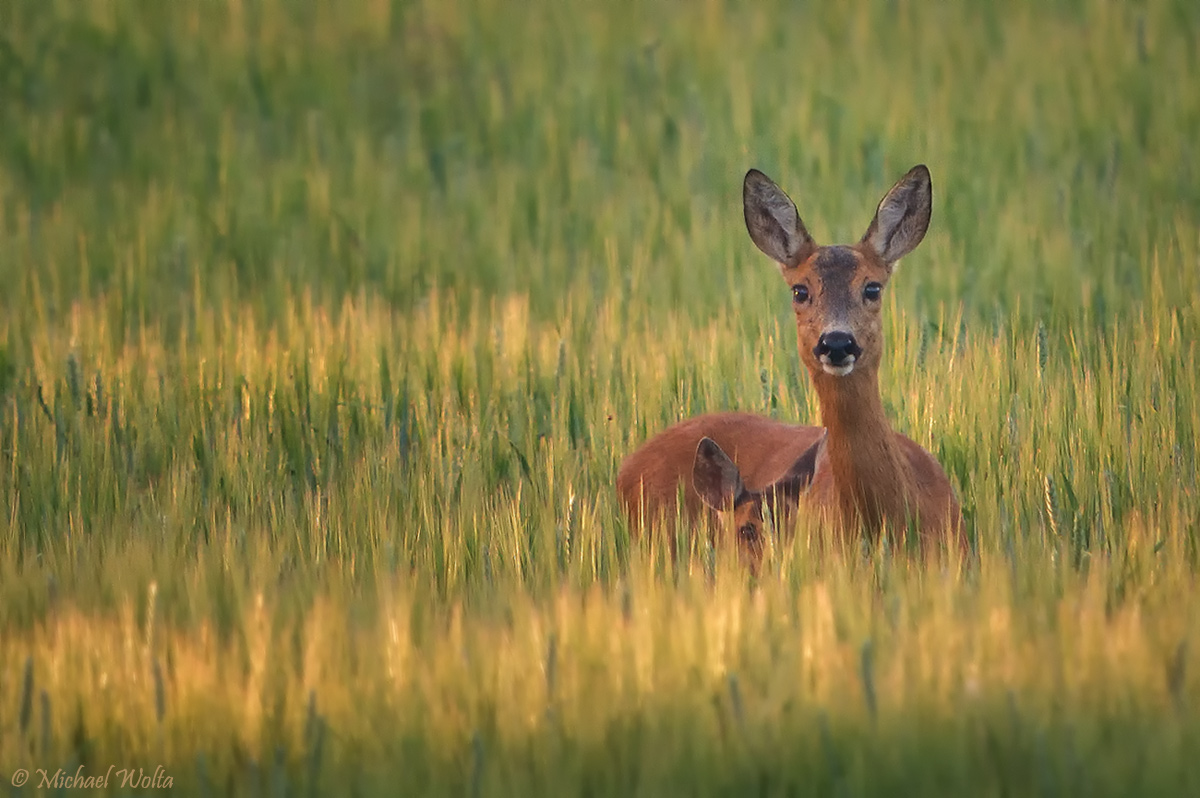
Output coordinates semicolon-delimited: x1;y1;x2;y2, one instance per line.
617;165;966;564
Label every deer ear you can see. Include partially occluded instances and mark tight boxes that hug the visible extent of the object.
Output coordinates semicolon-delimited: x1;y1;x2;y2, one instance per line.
743;169;815;269
766;438;821;501
692;437;746;512
860;164;932;267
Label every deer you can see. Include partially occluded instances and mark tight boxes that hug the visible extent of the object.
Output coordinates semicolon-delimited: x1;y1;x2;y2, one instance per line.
618;413;824;573
617;164;967;567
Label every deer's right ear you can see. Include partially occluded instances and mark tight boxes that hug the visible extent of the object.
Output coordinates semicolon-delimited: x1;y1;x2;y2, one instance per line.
692;437;746;512
743;169;814;269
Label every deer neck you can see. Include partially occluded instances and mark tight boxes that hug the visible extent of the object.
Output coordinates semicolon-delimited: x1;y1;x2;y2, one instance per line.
811;366;914;532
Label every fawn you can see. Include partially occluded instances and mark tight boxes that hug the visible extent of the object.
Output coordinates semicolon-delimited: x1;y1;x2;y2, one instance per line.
618;412;823;571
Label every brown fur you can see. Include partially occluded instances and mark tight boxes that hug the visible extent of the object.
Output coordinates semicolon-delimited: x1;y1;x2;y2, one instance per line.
616;413;824;571
616;165;967;567
746;165;966;555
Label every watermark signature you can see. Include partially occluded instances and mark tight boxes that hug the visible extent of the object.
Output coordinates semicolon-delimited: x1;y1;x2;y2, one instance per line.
11;765;173;789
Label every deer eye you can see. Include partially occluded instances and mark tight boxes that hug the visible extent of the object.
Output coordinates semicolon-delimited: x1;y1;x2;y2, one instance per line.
738;523;758;541
863;282;882;302
792;284;809;304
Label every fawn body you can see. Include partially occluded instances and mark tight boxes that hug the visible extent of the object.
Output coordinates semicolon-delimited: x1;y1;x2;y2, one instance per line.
618;165;966;563
616;413;823;569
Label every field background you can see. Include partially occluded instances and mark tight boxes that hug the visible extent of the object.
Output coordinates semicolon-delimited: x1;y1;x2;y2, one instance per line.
1;0;1199;794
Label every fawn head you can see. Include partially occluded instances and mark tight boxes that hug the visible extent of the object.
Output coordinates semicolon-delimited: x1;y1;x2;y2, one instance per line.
742;166;932;380
691;437;816;572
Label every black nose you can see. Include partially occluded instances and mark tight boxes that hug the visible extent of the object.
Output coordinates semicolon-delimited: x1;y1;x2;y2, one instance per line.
814;331;862;365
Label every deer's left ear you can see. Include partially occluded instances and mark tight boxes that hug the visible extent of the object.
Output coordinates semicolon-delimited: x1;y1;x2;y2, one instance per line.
767;438;821;502
860;165;932;267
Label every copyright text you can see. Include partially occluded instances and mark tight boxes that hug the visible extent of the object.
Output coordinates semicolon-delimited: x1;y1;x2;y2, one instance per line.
11;765;173;789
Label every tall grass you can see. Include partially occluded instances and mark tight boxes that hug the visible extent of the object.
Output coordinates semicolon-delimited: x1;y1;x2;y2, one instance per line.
1;0;1198;793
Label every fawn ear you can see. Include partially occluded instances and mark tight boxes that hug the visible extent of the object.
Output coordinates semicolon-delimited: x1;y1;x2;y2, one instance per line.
860;164;932;267
766;438;821;502
692;438;746;512
743;169;815;269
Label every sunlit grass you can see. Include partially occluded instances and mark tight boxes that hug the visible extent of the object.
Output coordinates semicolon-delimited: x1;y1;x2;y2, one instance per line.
2;553;1198;794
